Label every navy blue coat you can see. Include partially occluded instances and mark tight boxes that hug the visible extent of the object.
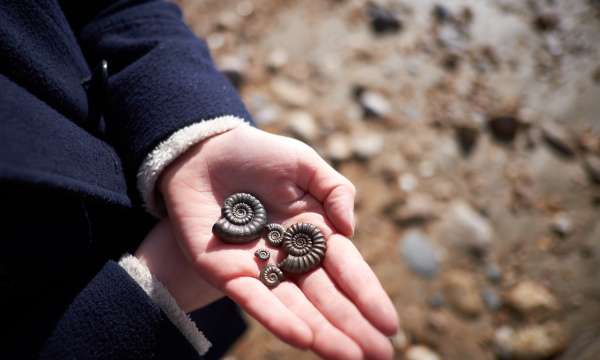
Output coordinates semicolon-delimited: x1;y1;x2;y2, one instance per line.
1;0;252;358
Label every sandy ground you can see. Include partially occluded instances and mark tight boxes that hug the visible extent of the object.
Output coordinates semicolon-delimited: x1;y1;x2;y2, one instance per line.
177;0;600;358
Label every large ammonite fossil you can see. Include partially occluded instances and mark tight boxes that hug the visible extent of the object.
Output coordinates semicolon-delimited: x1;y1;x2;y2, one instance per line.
260;264;284;288
279;223;327;274
212;193;267;243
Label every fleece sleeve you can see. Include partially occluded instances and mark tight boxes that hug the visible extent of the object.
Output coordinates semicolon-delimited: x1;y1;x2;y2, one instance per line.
40;260;204;360
63;0;255;197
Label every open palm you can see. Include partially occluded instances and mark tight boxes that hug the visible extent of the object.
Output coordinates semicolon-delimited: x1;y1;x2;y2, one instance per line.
161;126;398;360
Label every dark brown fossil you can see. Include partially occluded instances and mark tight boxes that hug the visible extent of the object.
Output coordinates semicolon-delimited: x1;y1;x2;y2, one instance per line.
279;223;327;274
265;223;285;247
260;264;284;288
254;248;270;261
212;193;267;243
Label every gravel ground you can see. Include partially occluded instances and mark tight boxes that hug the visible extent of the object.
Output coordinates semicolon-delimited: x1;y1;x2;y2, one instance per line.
177;0;600;358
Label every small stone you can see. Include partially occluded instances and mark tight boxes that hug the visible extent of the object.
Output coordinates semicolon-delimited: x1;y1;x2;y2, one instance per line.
399;173;419;193
352;132;385;159
443;270;484;317
254;104;281;125
485;263;503;283
481;287;502;311
405;345;441;360
494;326;515;358
541;122;576;157
390;328;409;352
428;292;445;309
505;281;560;316
354;87;391;119
287;111;318;142
367;3;402;35
533;12;560;32
391;193;436;226
267;48;289;71
432;4;451;23
550;212;573;237
271;78;312;107
583;154;600;184
325;134;352;162
488;116;520;143
439;201;493;255
400;230;440;279
511;323;568;359
454;124;479;156
219;56;247;90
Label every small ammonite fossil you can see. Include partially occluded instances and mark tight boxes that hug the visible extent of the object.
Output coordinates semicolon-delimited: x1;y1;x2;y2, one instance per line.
279;223;327;274
254;248;270;261
212;193;268;243
265;223;285;247
260;264;284;288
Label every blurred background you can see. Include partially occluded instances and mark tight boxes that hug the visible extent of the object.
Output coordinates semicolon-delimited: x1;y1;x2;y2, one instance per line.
177;0;600;358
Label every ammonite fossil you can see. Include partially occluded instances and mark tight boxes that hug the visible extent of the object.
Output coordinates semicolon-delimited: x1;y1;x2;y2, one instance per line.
212;193;267;243
279;223;327;274
260;264;284;288
254;248;270;261
265;223;285;247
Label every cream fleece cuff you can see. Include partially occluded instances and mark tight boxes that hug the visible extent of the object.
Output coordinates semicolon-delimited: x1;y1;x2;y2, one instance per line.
118;255;211;356
137;115;249;217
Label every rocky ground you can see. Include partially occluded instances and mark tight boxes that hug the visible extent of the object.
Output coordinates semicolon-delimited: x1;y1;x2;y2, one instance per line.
177;0;600;359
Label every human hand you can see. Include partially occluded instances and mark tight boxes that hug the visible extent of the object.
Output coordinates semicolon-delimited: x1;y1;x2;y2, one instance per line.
160;125;399;359
135;219;224;313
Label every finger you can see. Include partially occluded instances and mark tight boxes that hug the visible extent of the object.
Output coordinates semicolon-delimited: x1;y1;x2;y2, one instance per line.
224;277;313;349
324;234;399;336
284;206;399;336
296;147;356;236
297;269;394;360
273;281;363;360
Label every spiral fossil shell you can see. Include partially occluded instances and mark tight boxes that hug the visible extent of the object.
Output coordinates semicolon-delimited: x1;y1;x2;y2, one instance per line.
260;265;284;288
265;223;285;247
279;223;327;274
254;248;270;261
212;193;267;243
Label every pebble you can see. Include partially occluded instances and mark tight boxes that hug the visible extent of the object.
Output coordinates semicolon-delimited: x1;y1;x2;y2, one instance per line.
481;287;502;311
485;263;503;284
286;111;318;142
493;326;514;359
405;345;441;360
219;56;246;89
583;154;600;184
432;4;452;23
355;88;392;119
454;124;479;155
550;212;573;237
488;116;520;143
392;193;437;225
390;328;409;352
428;292;445;309
541;122;576;157
440;201;494;255
367;3;402;35
511;323;568;359
325;134;352;162
399;173;419;193
352;132;385;159
267;48;289;70
505;281;560;316
443;270;484;317
533;12;560;32
271;78;312;107
400;230;440;279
